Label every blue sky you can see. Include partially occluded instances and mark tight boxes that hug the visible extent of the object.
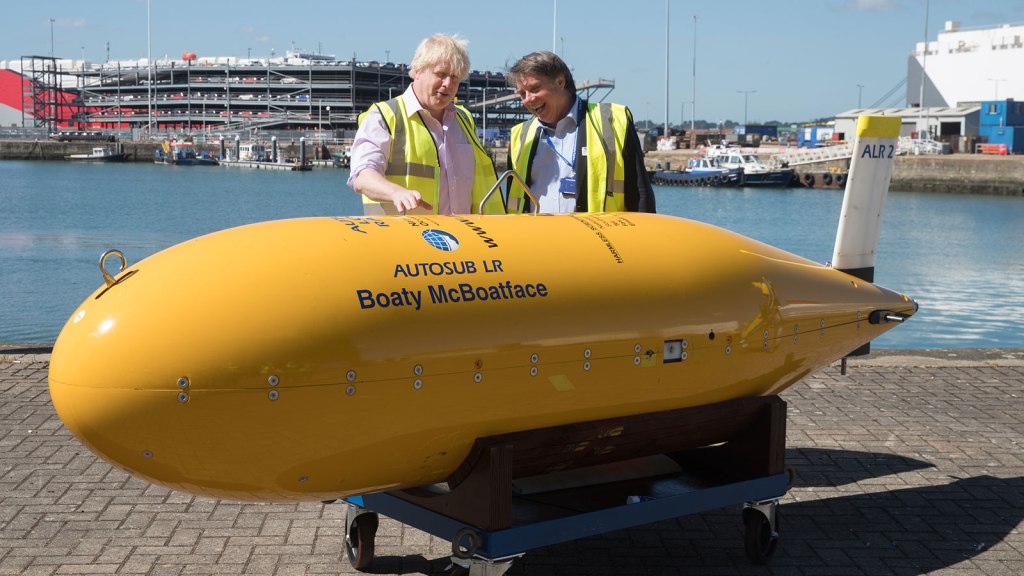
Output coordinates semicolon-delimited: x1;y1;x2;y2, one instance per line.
4;0;1023;124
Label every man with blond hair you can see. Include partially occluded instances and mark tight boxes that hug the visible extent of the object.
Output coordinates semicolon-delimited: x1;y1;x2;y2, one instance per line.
348;34;503;215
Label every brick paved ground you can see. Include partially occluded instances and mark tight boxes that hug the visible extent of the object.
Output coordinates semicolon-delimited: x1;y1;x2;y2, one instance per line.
2;349;1023;575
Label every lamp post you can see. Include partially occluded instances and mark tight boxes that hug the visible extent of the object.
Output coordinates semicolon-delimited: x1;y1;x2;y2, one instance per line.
988;78;1007;101
918;0;929;138
552;0;557;53
482;88;489;146
691;15;697;132
664;0;670;140
47;18;56;131
147;0;152;138
737;90;756;126
857;84;864;108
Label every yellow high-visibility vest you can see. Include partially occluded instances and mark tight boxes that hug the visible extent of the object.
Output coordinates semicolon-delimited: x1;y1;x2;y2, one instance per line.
358;96;504;215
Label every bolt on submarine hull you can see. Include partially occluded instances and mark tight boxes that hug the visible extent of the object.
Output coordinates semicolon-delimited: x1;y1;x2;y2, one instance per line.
48;212;914;502
48;116;915;502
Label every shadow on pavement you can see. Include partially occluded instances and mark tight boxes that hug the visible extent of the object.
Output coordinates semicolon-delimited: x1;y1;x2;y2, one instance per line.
377;446;1020;576
505;474;1024;575
786;447;935;488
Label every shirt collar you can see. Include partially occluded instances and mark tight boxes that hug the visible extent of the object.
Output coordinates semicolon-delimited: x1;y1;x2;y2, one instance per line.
540;96;582;135
565;96;582;125
402;84;455;121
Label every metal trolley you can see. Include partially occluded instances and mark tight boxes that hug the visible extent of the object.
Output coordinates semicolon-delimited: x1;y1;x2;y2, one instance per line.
342;395;790;575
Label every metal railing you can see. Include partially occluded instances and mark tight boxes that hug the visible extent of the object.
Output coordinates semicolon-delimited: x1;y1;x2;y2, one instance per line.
771;143;854;167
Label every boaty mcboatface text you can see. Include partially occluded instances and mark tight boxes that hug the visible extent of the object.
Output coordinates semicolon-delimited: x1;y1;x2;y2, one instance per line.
356;259;549;311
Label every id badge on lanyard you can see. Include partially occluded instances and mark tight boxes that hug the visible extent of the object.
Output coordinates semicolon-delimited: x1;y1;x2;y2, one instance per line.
545;125;579;197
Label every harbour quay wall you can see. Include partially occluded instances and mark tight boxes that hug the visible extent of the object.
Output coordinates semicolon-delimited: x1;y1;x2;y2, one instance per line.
0;139;334;162
0;139;203;162
644;150;1024;196
890;155;1024;196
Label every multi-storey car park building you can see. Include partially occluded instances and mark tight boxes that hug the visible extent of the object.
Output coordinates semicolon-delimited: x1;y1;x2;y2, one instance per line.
0;51;615;141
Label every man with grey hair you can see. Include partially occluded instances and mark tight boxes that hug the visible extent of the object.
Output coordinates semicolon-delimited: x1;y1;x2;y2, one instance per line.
348;34;504;215
506;51;654;214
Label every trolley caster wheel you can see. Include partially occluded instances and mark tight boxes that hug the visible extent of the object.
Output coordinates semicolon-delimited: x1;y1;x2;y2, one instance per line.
452;527;483;560
345;508;379;571
743;506;779;565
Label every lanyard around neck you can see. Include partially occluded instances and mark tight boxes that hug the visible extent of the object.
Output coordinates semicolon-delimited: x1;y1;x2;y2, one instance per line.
541;99;582;170
543;129;577;169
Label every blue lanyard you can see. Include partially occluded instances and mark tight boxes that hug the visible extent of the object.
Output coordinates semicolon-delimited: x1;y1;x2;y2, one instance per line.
544;131;577;169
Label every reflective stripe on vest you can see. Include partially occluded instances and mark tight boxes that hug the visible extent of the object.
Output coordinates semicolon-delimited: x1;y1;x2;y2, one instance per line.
375;99;436;181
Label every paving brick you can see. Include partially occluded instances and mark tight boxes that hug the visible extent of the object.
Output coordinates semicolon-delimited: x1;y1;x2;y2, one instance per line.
4;354;1024;574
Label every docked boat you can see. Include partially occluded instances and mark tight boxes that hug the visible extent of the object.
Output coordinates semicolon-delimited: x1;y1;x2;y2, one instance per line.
650;157;741;187
64;145;129;162
332;147;351;168
219;142;311;171
710;152;795;187
154;140;218;166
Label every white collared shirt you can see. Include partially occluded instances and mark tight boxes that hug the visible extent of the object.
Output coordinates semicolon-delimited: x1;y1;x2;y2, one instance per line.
348;85;474;214
530;97;582;214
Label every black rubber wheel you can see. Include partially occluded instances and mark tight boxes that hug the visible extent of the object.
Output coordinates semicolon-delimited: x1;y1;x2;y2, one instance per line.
743;508;779;565
345;511;379;571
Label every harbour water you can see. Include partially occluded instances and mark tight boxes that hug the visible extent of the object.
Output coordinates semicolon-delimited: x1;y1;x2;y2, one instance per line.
1;160;1022;349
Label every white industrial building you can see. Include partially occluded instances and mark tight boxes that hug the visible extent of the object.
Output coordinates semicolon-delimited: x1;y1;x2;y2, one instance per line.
831;105;980;148
908;20;1024;109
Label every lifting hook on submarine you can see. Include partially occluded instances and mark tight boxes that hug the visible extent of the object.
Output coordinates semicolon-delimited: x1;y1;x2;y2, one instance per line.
100;249;128;287
479;170;540;215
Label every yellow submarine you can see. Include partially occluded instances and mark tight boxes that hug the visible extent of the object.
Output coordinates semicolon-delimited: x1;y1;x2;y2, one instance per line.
47;116;915;502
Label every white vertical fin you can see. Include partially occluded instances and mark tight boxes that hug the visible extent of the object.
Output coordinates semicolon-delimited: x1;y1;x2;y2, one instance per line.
831;116;902;283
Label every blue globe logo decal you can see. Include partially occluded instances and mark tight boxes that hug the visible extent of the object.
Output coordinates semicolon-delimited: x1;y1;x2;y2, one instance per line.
422;229;460;252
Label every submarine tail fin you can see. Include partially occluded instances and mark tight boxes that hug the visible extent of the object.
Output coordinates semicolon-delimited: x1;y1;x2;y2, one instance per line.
830;115;902;282
831;115;903;357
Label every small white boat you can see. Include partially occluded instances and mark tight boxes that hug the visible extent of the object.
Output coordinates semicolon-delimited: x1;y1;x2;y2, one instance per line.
650;157;742;187
711;152;795;187
65;146;129;162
